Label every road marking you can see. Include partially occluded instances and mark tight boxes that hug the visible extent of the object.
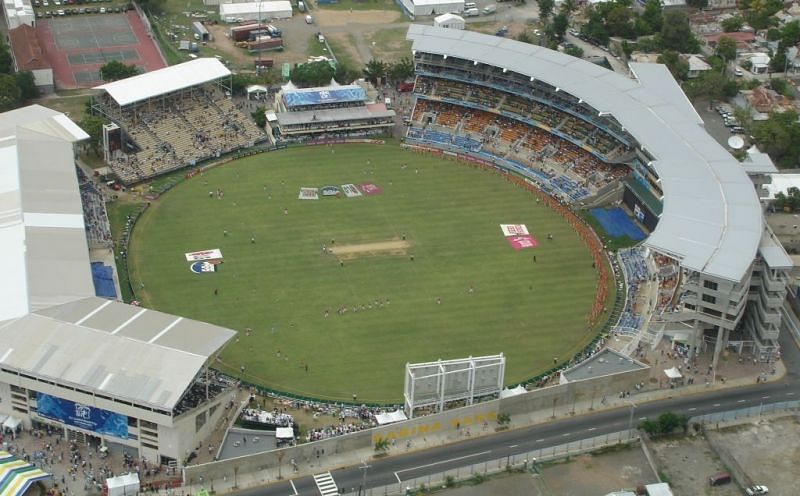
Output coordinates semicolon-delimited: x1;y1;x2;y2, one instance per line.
737;400;746;403
395;473;401;484
396;451;493;473
289;480;298;495
536;439;544;442
509;444;518;448
562;433;570;437
639;417;647;420
587;427;596;432
762;396;770;399
787;392;795;396
313;472;338;496
688;408;696;411
713;403;721;407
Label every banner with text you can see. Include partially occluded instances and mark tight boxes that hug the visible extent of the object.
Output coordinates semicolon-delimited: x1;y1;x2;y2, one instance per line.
185;249;223;262
36;393;129;439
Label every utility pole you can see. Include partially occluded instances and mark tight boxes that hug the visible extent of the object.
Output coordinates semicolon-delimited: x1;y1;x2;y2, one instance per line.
627;401;637;440
358;460;371;496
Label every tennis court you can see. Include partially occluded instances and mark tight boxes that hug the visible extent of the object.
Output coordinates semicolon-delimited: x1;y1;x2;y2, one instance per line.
36;12;166;89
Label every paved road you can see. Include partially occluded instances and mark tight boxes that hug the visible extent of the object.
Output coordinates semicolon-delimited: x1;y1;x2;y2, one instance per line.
233;329;799;496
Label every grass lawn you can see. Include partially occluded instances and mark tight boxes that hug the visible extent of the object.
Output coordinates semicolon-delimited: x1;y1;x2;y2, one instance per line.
128;144;607;403
315;0;399;12
363;27;411;63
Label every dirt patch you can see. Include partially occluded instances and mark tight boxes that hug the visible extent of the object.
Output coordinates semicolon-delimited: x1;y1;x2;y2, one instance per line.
316;9;401;28
329;239;409;260
649;436;740;496
709;418;800;495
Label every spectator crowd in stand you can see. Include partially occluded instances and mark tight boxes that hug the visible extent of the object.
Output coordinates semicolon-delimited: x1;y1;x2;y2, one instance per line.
98;86;266;184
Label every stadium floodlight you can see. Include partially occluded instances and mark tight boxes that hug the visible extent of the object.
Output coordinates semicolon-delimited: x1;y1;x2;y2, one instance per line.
502;68;508;73
578;99;583;104
443;54;447;59
530;76;535;81
555;87;560;92
598;111;611;117
474;60;479;65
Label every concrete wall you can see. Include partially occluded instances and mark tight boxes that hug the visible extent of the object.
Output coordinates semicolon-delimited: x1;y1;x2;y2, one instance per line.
183;366;648;484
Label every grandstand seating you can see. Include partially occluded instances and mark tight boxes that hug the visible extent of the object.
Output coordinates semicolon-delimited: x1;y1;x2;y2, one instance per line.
407;98;627;201
103;87;265;184
77;167;112;248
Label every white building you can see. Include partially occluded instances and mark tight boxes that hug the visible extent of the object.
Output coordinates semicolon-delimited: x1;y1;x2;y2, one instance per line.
0;105;238;467
400;0;464;17
2;0;34;29
220;0;292;21
433;13;465;30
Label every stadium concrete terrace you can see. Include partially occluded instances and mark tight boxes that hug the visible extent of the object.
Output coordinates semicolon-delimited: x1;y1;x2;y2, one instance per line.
406;25;763;284
0;105;235;415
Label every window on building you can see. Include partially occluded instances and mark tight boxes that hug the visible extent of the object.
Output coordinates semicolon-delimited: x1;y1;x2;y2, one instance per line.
702;294;716;304
703;280;718;290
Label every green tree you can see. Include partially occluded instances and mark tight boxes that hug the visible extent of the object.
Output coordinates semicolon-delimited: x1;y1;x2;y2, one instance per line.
100;60;140;82
517;30;536;44
770;78;794;98
79;115;105;154
661;10;697;52
231;73;257;96
138;0;166;12
721;16;744;32
641;0;663;33
291;60;335;87
387;57;414;82
551;13;569;41
334;63;360;85
606;5;634;38
657;412;688;435
0;41;12;74
538;0;555;22
0;74;21;111
251;105;266;128
657;50;689;80
374;437;390;453
742;0;783;29
14;71;39;101
752;110;800;167
362;59;388;86
565;45;584;58
715;36;738;67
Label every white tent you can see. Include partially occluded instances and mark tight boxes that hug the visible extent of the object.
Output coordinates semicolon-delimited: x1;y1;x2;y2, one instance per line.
664;367;682;379
400;0;464;17
275;427;294;440
106;473;140;496
220;1;292;22
2;416;21;433
499;384;527;398
434;13;465;30
375;409;409;425
246;84;269;100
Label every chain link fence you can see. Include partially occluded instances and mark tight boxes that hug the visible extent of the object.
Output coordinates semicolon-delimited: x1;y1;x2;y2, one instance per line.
690;399;800;426
344;429;639;496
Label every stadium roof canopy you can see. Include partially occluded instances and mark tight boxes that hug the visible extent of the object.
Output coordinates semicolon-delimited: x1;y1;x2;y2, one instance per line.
0;105;235;411
94;58;231;107
282;84;367;108
407;25;763;282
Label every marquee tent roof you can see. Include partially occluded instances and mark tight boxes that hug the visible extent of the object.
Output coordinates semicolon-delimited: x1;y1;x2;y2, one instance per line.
94;58;231;107
0;450;50;496
407;25;763;282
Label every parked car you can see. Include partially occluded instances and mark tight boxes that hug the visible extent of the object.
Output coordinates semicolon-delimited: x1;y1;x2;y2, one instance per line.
735;68;744;77
746;486;769;496
709;473;731;486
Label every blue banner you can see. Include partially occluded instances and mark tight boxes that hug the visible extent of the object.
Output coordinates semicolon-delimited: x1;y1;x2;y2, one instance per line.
36;393;128;439
283;86;366;108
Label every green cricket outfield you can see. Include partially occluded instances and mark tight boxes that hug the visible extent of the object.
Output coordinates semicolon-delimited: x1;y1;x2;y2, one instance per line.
128;144;608;403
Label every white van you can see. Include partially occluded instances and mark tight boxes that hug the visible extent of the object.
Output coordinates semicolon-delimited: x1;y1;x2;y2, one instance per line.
464;2;476;8
464;7;479;16
481;4;496;14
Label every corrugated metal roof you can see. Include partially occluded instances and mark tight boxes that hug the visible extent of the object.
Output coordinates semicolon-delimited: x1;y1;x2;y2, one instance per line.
94;58;231;107
407;25;763;282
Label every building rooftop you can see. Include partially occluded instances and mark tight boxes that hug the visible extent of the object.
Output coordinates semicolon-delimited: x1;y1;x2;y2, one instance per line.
560;349;648;382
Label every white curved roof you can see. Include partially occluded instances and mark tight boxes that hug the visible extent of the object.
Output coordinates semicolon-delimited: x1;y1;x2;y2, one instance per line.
407;25;762;282
95;58;231;107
